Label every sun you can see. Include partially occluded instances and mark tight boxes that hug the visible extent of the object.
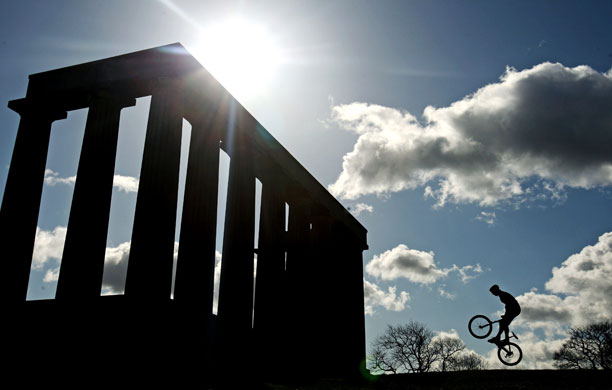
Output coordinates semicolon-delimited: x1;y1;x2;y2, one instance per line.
193;17;282;99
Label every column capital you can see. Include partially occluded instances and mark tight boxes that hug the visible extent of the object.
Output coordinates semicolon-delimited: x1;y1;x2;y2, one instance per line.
8;98;67;121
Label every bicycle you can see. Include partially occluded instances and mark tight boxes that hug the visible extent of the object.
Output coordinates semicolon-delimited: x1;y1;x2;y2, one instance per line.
468;314;523;366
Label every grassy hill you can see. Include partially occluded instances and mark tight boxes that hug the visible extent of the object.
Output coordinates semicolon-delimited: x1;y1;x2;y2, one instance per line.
261;370;612;390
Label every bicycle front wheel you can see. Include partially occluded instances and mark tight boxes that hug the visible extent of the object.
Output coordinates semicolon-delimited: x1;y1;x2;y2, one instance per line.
498;342;523;366
468;315;493;339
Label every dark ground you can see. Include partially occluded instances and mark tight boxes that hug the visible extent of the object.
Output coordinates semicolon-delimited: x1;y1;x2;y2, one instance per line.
259;370;612;390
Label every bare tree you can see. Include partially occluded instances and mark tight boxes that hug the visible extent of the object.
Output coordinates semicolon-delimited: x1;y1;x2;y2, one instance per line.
370;344;401;374
553;321;612;370
369;321;439;374
448;351;489;371
431;335;465;372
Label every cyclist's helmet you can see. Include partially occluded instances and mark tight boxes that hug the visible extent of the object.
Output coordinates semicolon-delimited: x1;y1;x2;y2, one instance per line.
489;284;500;293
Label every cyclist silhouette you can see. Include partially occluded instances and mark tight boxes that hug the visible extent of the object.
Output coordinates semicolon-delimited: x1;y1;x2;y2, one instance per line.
488;284;521;345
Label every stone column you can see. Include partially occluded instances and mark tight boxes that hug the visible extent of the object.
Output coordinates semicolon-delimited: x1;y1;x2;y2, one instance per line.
0;99;66;302
284;193;315;376
173;104;222;308
309;210;336;375
345;245;367;376
253;168;287;371
171;101;224;372
326;223;367;377
216;110;256;376
124;81;183;300
56;93;135;300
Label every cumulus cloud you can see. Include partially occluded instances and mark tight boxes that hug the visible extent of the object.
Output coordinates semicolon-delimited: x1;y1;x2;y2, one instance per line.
100;242;132;295
432;328;463;343
366;245;446;284
44;169;139;193
547;231;611;326
365;244;483;285
517;291;572;324
31;225;67;286
329;63;612;207
32;225;67;269
363;279;410;315
514;231;612;331
43;268;60;283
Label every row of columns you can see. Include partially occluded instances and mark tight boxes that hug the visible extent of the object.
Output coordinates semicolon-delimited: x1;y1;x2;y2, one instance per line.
0;80;365;377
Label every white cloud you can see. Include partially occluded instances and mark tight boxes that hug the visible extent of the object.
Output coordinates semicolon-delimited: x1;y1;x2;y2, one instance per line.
44;169;139;193
516;333;566;369
349;202;374;216
44;169;76;186
513;231;612;331
363;279;410;315
366;244;446;284
31;225;66;286
365;244;483;285
212;250;222;314
451;263;484;284
546;231;612;316
112;174;139;193
100;242;131;295
476;211;496;226
438;284;456;300
432;328;462;343
547;231;612;326
32;226;67;269
516;291;572;328
329;63;612;207
43;268;60;283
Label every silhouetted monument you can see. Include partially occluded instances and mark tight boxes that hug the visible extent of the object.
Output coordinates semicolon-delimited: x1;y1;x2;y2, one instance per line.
1;43;368;384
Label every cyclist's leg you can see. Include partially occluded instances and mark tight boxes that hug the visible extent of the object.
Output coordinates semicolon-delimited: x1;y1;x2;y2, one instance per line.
503;312;518;342
489;315;509;343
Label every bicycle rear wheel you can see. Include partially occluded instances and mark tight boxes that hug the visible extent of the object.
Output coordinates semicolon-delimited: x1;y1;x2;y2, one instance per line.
468;315;493;339
498;342;522;366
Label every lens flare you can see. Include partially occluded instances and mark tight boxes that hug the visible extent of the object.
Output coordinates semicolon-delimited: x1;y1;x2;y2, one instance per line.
193;17;282;100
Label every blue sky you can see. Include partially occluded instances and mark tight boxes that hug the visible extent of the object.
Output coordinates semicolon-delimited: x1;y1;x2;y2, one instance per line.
2;0;612;369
